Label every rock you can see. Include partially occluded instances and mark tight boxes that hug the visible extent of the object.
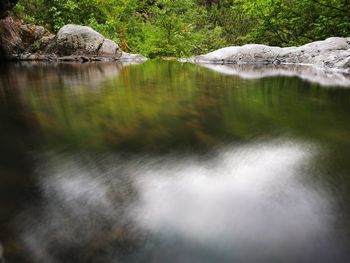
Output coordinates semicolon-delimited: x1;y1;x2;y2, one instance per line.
0;17;56;58
37;34;55;50
18;24;54;53
99;39;119;55
119;51;147;62
90;56;110;62
19;24;46;44
55;24;105;56
0;17;23;58
301;37;349;51
58;56;80;62
192;37;350;72
80;56;90;62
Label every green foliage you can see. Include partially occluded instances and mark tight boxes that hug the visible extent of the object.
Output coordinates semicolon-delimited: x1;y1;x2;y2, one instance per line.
12;0;350;57
236;0;350;46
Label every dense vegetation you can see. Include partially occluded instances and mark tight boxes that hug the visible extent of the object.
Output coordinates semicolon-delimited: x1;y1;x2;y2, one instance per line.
12;0;350;57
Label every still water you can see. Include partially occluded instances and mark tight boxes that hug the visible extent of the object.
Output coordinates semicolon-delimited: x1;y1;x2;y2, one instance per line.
0;61;350;263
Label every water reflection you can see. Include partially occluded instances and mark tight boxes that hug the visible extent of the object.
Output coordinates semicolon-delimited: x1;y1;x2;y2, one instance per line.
0;61;138;90
0;61;350;262
132;141;339;262
199;63;350;87
15;140;347;263
5;61;350;152
17;155;141;263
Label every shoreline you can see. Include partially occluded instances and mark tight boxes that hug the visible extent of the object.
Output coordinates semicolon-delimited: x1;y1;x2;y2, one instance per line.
179;37;350;74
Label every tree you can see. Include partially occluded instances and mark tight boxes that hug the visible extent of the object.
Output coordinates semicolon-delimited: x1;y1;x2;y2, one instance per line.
12;0;350;56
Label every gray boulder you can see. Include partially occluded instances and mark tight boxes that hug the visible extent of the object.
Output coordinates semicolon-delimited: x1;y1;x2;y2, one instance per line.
192;37;350;72
51;24;131;59
99;39;119;55
55;24;105;56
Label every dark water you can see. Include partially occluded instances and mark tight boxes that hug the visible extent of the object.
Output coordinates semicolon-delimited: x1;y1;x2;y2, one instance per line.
0;61;350;263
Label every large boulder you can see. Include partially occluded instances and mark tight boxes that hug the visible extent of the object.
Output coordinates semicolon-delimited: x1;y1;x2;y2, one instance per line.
55;24;105;56
52;24;123;57
192;37;350;72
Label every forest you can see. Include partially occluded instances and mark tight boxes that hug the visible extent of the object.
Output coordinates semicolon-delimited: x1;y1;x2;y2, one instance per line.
9;0;350;58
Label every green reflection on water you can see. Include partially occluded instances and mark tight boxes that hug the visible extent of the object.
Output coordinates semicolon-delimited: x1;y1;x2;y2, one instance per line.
18;61;350;152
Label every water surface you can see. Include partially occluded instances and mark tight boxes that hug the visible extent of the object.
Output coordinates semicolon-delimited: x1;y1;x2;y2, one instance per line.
0;61;350;263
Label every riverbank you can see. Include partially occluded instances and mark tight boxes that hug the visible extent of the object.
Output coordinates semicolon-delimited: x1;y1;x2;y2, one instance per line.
0;15;349;69
0;17;146;62
180;37;350;73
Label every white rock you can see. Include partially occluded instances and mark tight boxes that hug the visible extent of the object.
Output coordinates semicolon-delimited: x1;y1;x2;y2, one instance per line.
194;37;350;71
120;51;147;62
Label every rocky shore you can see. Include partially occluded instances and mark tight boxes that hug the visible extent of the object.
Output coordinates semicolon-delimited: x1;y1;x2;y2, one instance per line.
0;17;146;62
185;37;350;73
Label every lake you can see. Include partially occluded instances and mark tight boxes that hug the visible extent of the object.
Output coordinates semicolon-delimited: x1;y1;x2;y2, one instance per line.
0;61;350;263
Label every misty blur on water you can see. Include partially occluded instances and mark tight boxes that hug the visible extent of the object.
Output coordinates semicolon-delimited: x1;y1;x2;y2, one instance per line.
0;61;350;263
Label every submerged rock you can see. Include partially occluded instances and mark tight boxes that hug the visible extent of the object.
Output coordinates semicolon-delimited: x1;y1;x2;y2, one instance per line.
192;37;350;72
